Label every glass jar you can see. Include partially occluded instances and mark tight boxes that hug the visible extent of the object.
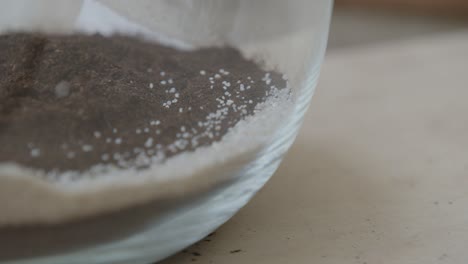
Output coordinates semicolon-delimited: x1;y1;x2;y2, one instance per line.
0;1;332;263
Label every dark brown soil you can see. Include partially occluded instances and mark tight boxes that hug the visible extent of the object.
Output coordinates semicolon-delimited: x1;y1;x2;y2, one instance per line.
0;33;287;174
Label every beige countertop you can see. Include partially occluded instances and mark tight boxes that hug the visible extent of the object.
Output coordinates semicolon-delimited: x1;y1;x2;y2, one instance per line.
162;30;468;264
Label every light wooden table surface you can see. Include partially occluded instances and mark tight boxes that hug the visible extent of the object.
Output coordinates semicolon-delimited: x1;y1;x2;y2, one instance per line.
162;30;468;264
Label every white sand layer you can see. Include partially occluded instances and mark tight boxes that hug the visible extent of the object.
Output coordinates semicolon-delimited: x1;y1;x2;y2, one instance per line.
0;88;292;226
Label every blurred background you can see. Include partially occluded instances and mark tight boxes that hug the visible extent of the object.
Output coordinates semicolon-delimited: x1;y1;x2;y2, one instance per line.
330;0;467;49
336;0;468;16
